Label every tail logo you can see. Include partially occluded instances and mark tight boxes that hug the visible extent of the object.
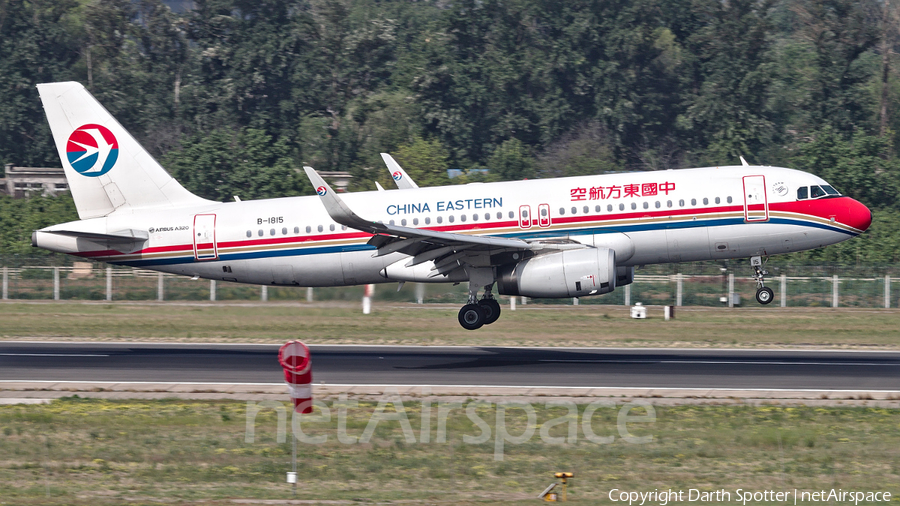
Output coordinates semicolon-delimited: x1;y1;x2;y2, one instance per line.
392;171;402;181
66;124;119;177
316;186;328;196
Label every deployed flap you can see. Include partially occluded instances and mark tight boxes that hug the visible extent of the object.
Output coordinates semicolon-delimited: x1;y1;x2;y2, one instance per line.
381;153;419;189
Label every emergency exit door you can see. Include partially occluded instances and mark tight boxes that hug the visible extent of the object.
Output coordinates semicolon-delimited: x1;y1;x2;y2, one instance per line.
519;205;532;229
193;214;218;260
742;175;769;222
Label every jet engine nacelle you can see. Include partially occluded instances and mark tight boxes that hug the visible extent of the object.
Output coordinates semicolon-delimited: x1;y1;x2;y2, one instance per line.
616;266;634;286
496;247;616;298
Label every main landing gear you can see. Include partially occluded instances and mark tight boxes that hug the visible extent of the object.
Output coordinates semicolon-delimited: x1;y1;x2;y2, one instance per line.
458;267;503;330
458;288;502;330
751;255;774;305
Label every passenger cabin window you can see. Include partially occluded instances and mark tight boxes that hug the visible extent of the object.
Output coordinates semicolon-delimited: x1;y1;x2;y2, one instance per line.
726;196;733;204
607;204;613;212
425;217;431;225
643;202;649;209
437;216;443;224
583;206;589;214
703;198;709;205
306;226;311;233
246;230;252;238
691;198;697;206
715;197;721;204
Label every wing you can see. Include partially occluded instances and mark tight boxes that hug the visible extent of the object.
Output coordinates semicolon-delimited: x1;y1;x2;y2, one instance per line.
381;153;419;189
303;167;584;275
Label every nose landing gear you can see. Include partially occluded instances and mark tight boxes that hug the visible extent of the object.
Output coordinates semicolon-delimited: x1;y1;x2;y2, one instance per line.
751;255;774;305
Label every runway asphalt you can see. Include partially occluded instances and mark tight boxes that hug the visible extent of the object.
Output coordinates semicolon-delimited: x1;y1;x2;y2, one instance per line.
1;342;900;390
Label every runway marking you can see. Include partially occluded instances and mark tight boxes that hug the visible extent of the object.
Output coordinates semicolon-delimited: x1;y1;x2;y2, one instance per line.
539;359;900;366
0;353;109;357
0;380;898;394
4;340;900;354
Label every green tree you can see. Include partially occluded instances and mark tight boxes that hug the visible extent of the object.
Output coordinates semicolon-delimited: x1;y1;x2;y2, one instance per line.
0;0;81;168
792;128;899;210
680;0;776;165
486;139;535;181
162;127;307;201
391;137;450;187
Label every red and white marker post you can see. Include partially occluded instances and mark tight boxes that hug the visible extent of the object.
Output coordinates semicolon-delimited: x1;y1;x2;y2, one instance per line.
278;340;312;414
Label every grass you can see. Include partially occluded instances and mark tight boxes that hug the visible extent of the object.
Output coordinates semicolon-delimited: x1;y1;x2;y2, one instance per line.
1;301;900;348
0;397;897;504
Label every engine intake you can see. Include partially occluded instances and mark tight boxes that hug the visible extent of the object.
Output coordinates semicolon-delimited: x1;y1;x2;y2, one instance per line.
497;247;616;298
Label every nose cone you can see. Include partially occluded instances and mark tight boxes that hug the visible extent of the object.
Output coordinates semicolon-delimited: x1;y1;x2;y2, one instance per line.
844;198;872;233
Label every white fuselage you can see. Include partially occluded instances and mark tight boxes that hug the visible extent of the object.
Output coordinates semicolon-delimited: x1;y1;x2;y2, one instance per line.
35;165;869;291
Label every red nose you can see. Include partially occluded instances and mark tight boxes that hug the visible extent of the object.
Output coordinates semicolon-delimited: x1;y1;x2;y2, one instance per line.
842;198;872;232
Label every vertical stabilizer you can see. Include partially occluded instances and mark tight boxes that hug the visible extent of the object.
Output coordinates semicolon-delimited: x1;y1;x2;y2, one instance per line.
37;82;212;219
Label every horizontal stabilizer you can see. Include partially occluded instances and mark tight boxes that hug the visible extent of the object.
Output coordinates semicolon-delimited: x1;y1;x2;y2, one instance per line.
44;229;149;243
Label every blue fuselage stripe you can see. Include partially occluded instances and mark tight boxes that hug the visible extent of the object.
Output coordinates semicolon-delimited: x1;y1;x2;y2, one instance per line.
110;215;854;268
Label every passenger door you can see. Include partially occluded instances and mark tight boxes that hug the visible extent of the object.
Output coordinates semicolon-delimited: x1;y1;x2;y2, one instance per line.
193;214;218;260
743;175;769;222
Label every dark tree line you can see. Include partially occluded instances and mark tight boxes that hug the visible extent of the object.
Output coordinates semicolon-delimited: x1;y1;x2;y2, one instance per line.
2;0;900;263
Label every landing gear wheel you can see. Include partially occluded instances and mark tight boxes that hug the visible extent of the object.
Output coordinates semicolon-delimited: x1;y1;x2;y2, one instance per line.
458;304;485;330
756;287;774;305
478;299;501;325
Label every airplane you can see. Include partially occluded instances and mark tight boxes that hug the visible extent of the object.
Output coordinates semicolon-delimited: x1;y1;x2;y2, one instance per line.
31;82;872;330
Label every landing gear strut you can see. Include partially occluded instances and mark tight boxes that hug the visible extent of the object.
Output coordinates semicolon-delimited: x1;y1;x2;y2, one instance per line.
751;255;774;305
457;267;502;330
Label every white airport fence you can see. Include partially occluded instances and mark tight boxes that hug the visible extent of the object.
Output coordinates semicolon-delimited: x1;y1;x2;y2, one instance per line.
0;262;897;308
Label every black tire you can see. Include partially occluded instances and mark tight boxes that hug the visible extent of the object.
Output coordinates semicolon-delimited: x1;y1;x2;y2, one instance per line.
756;287;774;305
479;299;502;325
458;304;485;330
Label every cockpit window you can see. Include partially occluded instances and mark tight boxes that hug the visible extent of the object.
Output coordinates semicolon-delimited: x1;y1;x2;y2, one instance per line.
798;185;841;200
